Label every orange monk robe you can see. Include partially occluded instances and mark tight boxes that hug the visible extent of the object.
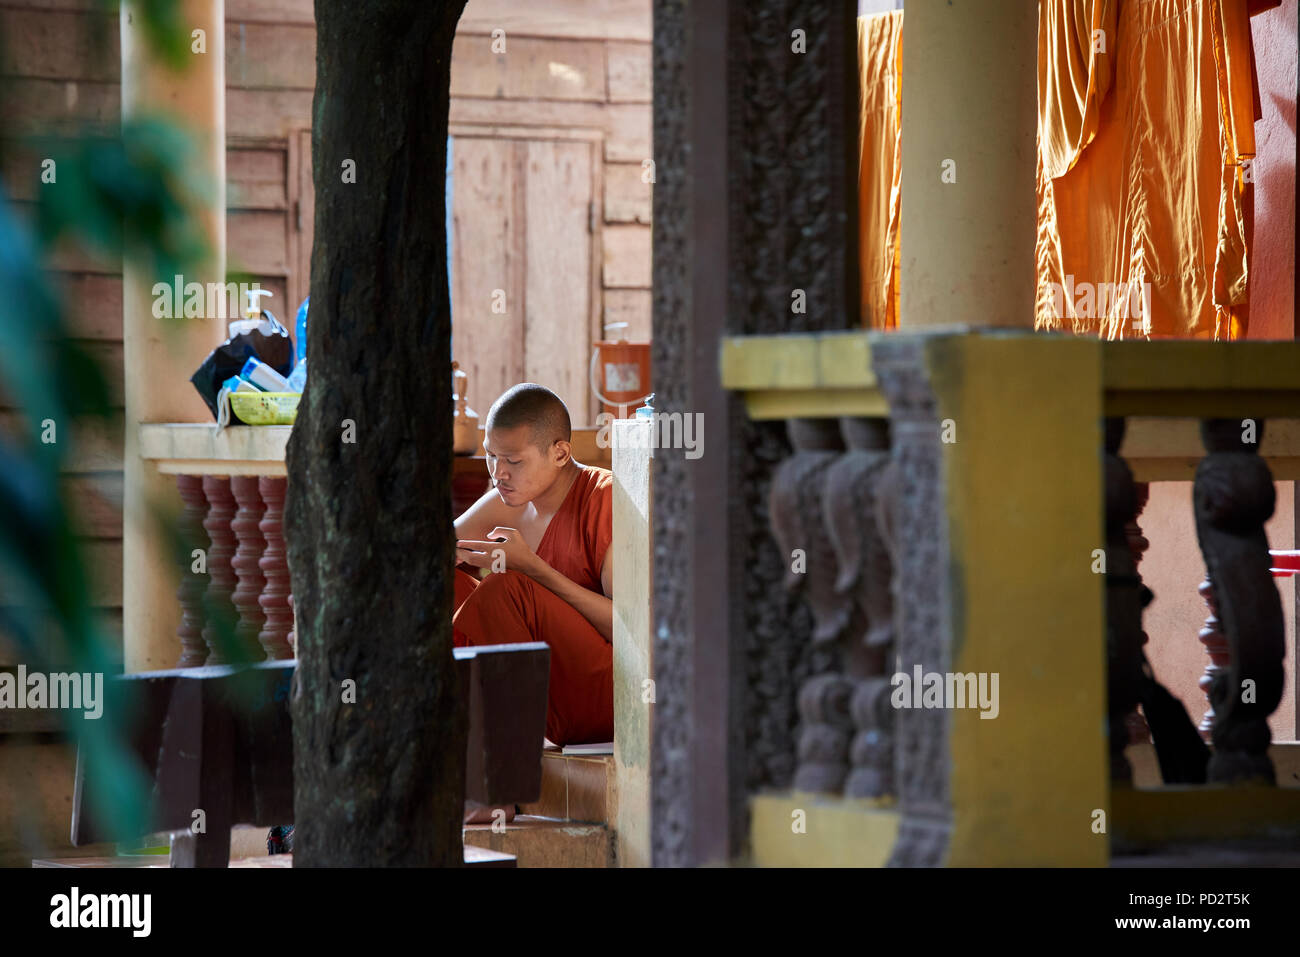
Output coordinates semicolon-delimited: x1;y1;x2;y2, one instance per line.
857;11;904;331
1035;0;1263;339
452;466;614;746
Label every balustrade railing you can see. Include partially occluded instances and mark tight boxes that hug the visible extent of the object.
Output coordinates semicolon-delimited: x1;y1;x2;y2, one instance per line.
723;329;1300;866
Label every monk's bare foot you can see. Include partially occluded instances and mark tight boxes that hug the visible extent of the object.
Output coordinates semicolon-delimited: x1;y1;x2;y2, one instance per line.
463;802;517;825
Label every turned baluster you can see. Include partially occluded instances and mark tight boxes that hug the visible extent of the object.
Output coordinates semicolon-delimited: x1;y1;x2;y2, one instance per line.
1124;482;1152;745
231;476;269;661
1103;419;1146;783
1193;418;1284;783
175;475;211;668
258;477;294;659
201;476;242;664
1196;577;1230;740
825;417;895;798
770;418;854;794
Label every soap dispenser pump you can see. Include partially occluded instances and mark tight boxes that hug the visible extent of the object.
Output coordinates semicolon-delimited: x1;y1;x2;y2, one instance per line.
229;288;277;336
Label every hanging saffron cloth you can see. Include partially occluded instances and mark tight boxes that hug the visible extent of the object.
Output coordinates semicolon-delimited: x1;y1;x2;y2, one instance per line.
857;11;903;331
1035;0;1265;339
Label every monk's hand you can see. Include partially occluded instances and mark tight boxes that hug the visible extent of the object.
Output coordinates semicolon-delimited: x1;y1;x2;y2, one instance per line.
454;527;538;577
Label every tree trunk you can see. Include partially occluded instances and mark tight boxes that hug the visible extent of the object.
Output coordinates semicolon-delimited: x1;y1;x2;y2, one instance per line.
285;0;468;866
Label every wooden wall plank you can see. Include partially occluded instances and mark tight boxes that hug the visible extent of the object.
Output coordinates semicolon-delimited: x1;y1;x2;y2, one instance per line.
63;472;122;539
603;288;651;343
457;0;651;42
54;273;122;339
226;0;315;25
0;1;100;12
606;41;651;103
450;97;606;137
603;161;651;223
0;607;122;668
0;412;128;472
228;208;288;275
450;99;648;164
0;77;119;132
523;139;594;425
0;141;49;201
451;136;525;422
228;146;288;209
451;34;606;102
0;8;118;82
226;88;313;139
0;539;120;608
603;103;650;162
602;224;651;288
228;178;288;210
225;21;315;90
81;539;121;607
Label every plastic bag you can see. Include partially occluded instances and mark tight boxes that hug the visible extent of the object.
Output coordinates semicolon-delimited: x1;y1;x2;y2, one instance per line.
190;314;293;422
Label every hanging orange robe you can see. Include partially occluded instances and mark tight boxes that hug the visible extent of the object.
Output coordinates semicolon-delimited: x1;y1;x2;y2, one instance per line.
1035;0;1263;339
857;11;904;330
452;466;614;746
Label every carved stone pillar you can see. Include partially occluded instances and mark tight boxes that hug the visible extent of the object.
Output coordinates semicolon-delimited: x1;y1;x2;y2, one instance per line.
1193;418;1284;784
872;337;951;866
258;477;294;660
769;419;853;793
825;418;894;798
650;0;861;865
230;476;268;661
201;476;240;665
175;474;210;668
1103;419;1147;782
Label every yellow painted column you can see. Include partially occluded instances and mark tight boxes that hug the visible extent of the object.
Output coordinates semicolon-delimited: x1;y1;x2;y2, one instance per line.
926;333;1108;865
899;0;1037;329
120;0;226;672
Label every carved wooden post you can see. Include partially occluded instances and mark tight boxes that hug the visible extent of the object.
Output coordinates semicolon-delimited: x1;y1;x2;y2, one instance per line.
258;477;294;660
231;476;269;661
770;419;854;794
175;474;211;668
1193;418;1284;784
201;476;240;665
1103;419;1146;782
825;418;894;798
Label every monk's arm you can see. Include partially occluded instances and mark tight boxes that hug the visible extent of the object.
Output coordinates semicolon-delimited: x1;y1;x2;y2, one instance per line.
527;558;613;643
454;488;516;564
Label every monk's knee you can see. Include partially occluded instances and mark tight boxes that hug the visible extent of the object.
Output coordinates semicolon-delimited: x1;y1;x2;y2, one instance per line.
467;568;532;600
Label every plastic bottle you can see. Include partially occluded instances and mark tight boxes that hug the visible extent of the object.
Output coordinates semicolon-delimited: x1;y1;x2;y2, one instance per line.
287;359;306;393
294;296;309;366
240;356;292;392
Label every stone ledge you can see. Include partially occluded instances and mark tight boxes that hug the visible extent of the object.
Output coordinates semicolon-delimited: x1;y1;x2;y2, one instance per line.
749;792;899;868
138;422;291;476
463;814;612;867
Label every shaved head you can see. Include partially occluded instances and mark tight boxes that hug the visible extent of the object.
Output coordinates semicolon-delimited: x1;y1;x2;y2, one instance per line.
485;383;571;451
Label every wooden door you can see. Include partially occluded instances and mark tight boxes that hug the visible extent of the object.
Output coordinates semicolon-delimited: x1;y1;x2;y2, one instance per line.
451;136;599;426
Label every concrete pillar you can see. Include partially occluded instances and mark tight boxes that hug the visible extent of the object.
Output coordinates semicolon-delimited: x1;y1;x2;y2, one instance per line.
120;0;226;671
899;0;1037;328
612;418;653;867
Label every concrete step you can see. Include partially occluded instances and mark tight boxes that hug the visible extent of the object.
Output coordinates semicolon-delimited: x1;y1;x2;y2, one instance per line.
519;750;616;824
463;814;613;867
33;844;516;867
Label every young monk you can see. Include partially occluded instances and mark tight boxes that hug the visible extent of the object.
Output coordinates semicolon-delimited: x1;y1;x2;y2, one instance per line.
453;383;614;756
